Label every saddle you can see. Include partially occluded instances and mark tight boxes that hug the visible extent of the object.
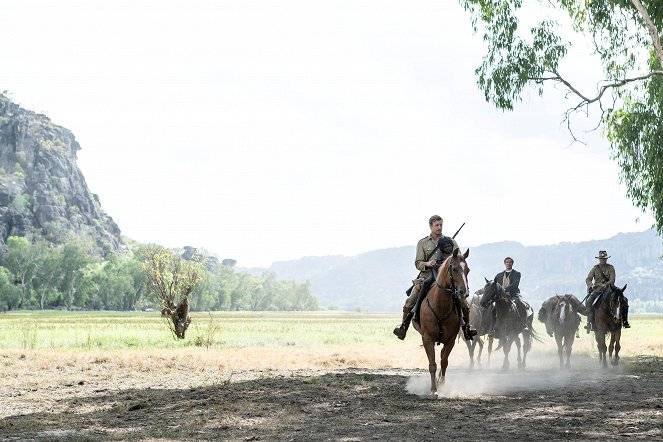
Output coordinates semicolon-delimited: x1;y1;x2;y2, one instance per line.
413;275;433;323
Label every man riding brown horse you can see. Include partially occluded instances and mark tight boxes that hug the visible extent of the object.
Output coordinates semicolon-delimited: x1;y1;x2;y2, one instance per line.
393;215;476;341
585;250;630;332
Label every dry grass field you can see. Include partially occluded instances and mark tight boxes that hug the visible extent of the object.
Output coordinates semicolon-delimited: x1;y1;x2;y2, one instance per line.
0;311;662;441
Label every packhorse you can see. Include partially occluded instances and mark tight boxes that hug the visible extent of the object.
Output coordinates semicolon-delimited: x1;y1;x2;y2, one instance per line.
592;284;627;368
480;278;538;370
459;289;494;369
538;294;583;369
412;248;470;395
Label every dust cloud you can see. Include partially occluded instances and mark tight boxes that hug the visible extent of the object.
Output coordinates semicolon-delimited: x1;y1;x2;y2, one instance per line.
405;350;620;398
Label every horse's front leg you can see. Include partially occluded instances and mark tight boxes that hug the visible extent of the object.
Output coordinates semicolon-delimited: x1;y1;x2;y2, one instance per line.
595;330;608;369
437;339;456;387
476;338;484;368
610;330;621;366
514;335;523;370
555;333;564;369
502;338;511;371
465;338;475;370
565;332;575;369
423;336;438;395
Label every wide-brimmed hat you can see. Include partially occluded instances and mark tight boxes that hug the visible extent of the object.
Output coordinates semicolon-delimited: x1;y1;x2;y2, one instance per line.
595;250;610;259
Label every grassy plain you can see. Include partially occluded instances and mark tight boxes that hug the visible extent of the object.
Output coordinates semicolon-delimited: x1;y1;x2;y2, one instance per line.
0;311;661;373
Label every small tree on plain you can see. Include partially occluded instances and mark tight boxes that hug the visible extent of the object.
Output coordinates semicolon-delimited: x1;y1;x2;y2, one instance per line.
140;245;203;339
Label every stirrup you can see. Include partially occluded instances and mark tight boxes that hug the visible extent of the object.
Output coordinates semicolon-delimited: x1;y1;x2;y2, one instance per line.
623;321;631;329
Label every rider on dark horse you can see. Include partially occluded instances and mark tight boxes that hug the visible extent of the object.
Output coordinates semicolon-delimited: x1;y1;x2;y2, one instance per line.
584;250;630;332
488;256;530;337
393;215;476;341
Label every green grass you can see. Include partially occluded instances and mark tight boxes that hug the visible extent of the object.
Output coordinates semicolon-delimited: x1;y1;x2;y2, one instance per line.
1;311;662;356
0;310;402;350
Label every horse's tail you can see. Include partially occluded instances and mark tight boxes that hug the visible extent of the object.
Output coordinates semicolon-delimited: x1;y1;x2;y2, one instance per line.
528;321;545;343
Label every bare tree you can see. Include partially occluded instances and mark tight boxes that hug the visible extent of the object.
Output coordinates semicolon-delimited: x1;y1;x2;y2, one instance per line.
140;245;203;339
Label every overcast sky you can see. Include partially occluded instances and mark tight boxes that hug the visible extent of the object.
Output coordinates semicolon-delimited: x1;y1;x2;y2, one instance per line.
1;1;655;267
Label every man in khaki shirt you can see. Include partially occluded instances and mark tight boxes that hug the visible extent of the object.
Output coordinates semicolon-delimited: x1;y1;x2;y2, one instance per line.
584;250;630;331
393;215;474;340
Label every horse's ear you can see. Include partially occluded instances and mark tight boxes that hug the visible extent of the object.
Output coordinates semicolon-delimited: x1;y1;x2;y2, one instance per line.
556;294;560;299
484;277;490;284
621;284;627;292
463;248;469;259
453;248;459;258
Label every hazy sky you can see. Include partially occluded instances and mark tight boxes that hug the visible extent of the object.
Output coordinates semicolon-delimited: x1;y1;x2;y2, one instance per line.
1;1;655;267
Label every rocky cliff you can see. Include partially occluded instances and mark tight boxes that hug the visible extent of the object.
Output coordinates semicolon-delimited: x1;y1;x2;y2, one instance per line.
0;94;120;254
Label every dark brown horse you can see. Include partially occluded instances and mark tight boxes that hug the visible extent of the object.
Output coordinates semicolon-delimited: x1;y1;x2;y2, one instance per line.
459;289;494;369
593;284;627;368
412;248;470;395
480;279;537;370
538;294;583;369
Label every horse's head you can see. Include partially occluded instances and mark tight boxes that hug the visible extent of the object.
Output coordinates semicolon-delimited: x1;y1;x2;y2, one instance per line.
607;284;628;312
438;247;470;298
553;294;576;325
480;277;505;308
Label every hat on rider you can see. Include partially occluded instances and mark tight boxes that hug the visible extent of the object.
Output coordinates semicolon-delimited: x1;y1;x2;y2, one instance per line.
595;250;610;259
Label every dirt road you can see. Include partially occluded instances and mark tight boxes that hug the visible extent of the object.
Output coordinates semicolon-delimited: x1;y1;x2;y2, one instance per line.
1;350;661;441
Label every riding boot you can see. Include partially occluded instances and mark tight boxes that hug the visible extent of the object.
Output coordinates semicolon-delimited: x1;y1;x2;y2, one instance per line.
488;309;496;337
461;306;477;341
517;303;529;332
393;307;413;340
590;311;596;332
585;309;594;333
622;304;631;328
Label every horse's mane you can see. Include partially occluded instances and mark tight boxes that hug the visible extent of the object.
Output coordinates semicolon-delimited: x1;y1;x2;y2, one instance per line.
436;253;455;285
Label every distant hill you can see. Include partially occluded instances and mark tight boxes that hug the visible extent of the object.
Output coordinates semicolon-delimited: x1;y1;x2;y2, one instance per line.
241;229;663;312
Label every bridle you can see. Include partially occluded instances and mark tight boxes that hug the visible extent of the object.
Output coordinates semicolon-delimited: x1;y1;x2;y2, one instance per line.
436;256;467;298
426;256;467;325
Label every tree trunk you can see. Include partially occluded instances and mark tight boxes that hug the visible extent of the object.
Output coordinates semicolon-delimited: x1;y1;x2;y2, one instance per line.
168;297;191;339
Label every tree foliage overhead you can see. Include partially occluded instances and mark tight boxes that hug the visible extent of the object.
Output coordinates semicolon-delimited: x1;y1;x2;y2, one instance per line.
459;0;663;234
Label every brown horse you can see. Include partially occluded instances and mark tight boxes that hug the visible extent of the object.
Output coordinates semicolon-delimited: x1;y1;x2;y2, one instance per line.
593;284;627;368
480;279;537;370
459;289;494;369
412;248;470;395
538;294;583;369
